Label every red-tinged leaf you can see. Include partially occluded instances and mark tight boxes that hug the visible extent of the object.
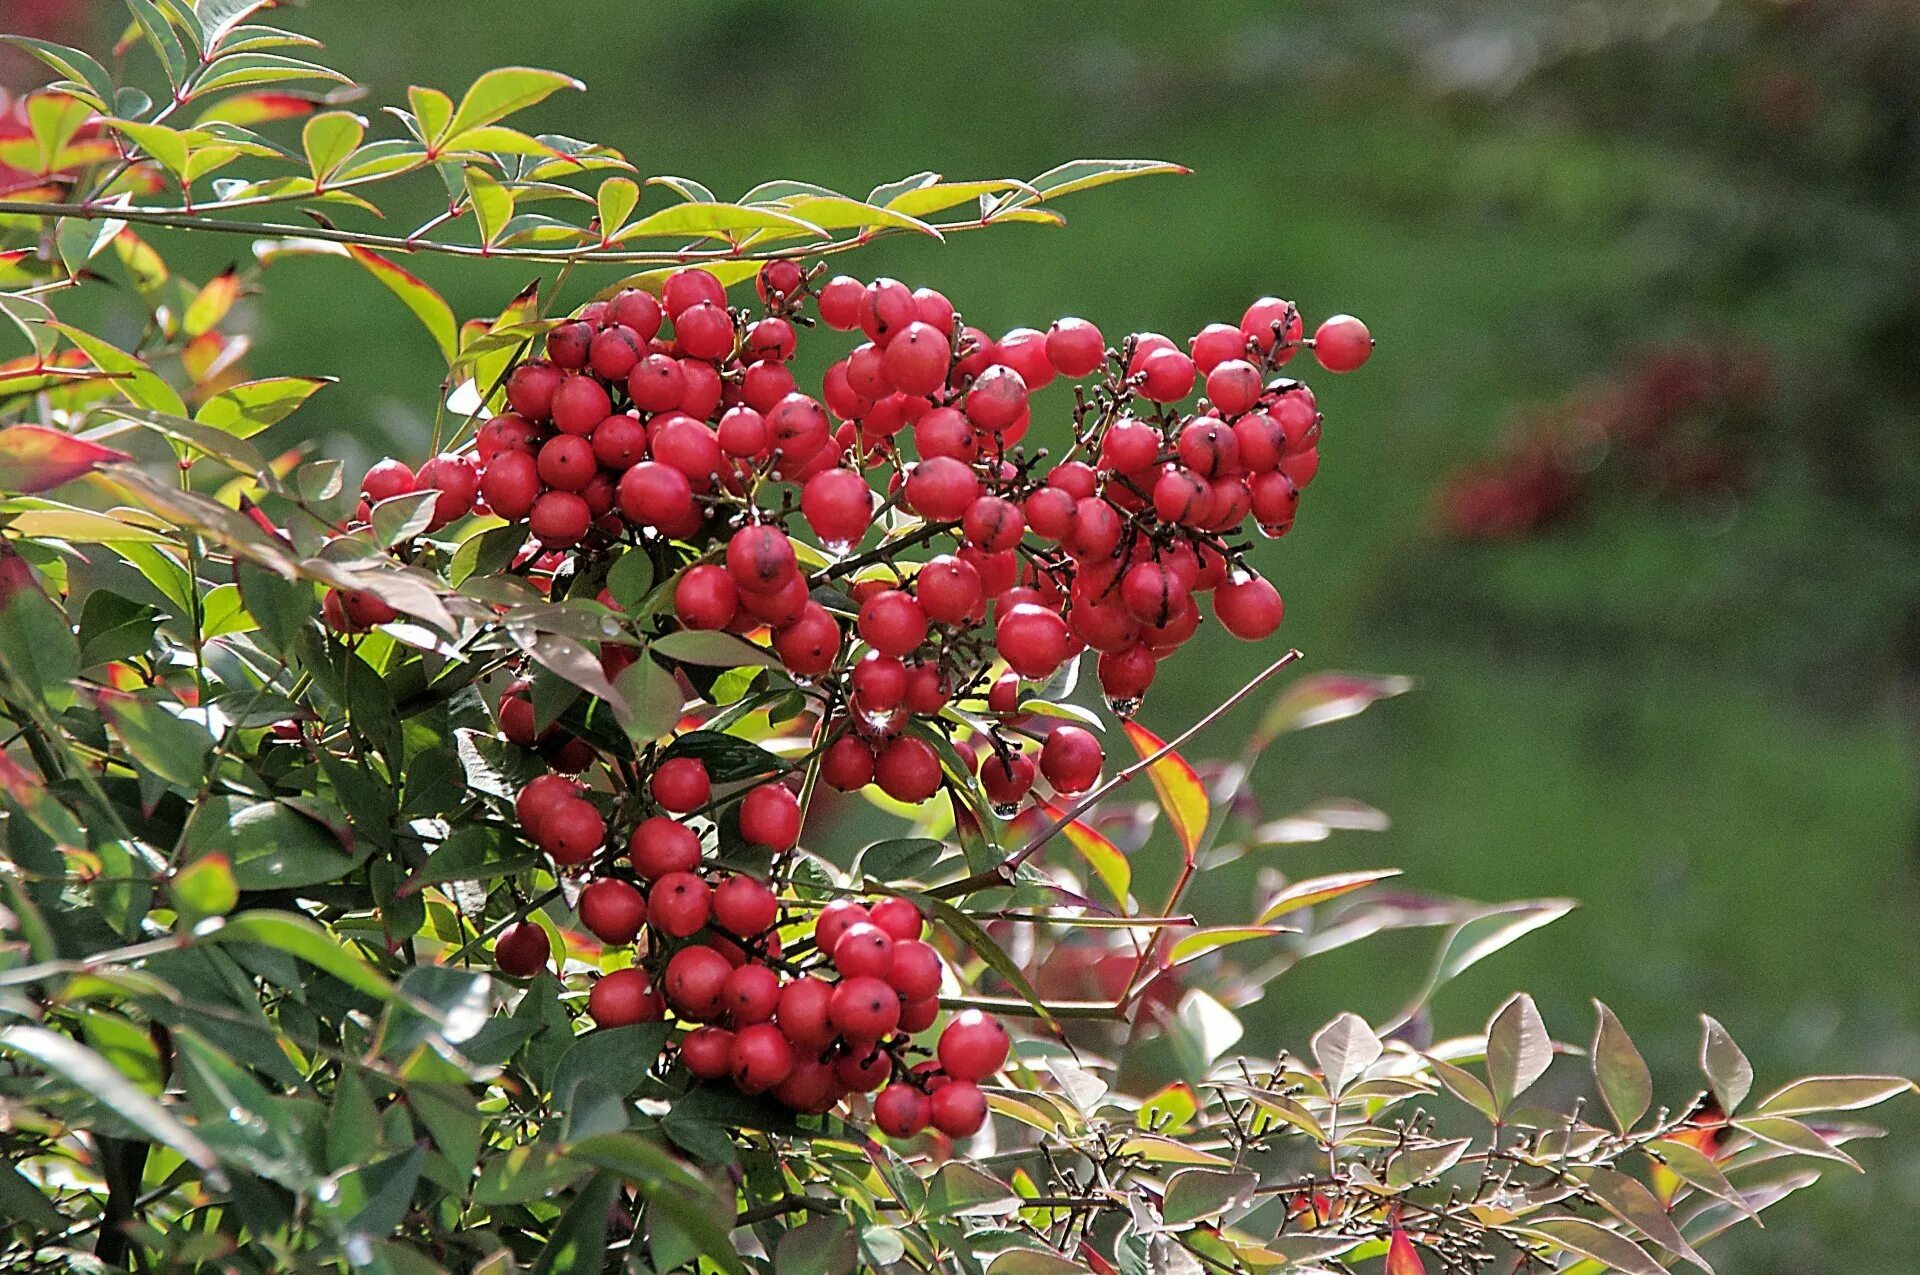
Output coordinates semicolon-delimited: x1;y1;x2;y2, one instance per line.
193;91;324;127
1385;1226;1426;1275
0;425;131;493
343;245;457;365
1166;925;1293;968
183;268;243;338
1253;671;1413;746
1037;798;1130;909
1121;720;1209;862
1256;869;1402;924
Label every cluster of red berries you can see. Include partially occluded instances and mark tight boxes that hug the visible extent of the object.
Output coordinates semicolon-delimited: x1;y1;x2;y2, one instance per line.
495;756;1003;1135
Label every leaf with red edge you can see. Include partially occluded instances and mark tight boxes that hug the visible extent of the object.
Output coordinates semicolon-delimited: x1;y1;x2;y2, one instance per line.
1037;798;1130;910
0;426;130;493
1386;1226;1427;1275
1120;721;1209;862
193;92;325;128
1253;671;1412;747
1257;869;1402;924
343;245;457;365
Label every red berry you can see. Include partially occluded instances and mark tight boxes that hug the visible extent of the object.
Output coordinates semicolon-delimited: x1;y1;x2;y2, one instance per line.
540;796;605;865
874;1083;931;1137
629;816;701;879
727;524;797;596
1138;348;1197;403
994;327;1055;390
1214;572;1284;640
962;495;1025;553
477;413;542;462
610;288;664;341
818;275;864;330
1098;645;1157;702
579;878;647;945
814;900;871;957
730;1023;794;1093
717;405;769;458
529;490;592;547
547;320;593;369
674;301;735;361
903;663;948;715
830;974;901;1041
1249;470;1301;532
995;603;1070;680
1206;359;1263;417
773;1058;839;1114
937;1009;1010;1080
1313;315;1372;372
858;589;928;658
551;375;612;436
929;1081;988;1138
914;406;976;462
415;455;479;530
663;268;727;318
361;458;416;503
1279;447;1320;489
869;897;924;942
665;945;731;1018
506;361;563;420
739;782;801;850
723;963;781;1025
536;434;596;491
776;975;836;1048
801;468;875;547
822;735;876;791
965;364;1029;434
915;555;984;626
1241;297;1303;360
674;564;739;630
885;939;943;1000
881;320;950;396
913;286;955;332
648;871;712;938
589;324;644;381
1023;487;1077;542
1190;322;1246;374
859;278;917;346
647;758;709;814
756;259;804;304
1232;412;1286;474
745;316;797;362
589;967;663;1027
875;736;942;803
833;921;895;979
836;1046;891;1092
772;603;841;677
712;874;779;937
681;1025;734;1081
766;393;830;471
980;750;1036;807
494;921;550;977
904;456;981;522
1045;317;1105;377
627;352;686;413
617;461;697;535
852;652;908;711
515;773;580;841
1040;726;1103;794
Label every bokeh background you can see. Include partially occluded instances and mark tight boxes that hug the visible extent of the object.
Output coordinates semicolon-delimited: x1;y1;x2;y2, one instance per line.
11;1;1920;1269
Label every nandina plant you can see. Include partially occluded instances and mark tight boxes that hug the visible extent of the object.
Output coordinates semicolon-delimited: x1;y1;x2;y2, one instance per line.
0;8;1910;1275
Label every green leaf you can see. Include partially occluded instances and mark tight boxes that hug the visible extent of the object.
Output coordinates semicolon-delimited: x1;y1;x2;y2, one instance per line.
1753;1075;1915;1118
1511;1217;1663;1275
1385;1138;1470;1191
1591;1001;1652;1136
926;1162;1018;1219
209;910;391;999
986;1253;1086;1275
776;194;942;238
97;691;213;788
196;376;332;436
170;853;239;921
48;323;188;416
922;895;1053;1023
1252;670;1413;746
1699;1015;1753;1113
182;796;371;891
595;175;639;238
126;0;191;86
566;1131;707;1196
884;178;1029;219
0;584;80;701
0;425;131;494
1019;158;1189;204
0;1024;223;1183
855;837;946;884
1161;1168;1257;1226
343;245;458;366
448;67;583;138
0;1161;64;1233
1732;1115;1861;1170
1578;1166;1711;1272
191;52;353;96
465;167;514;246
1486;993;1552;1113
610;201;826;244
1256;869;1401;923
614;655;684;743
301;110;364;182
529;1171;617;1275
0;36;116;110
772;1217;857;1275
650;628;781;668
1310;1012;1381;1097
658;729;785;782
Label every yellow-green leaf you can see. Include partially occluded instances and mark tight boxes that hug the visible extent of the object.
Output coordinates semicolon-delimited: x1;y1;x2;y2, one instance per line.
609;201;827;245
1257;869;1401;924
301;109;364;182
344;245;457;365
1036;798;1129;910
1121;720;1209;862
447;67;583;139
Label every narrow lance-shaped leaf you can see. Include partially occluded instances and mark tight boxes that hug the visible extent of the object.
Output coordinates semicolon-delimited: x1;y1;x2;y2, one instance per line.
1591;1001;1653;1135
1121;720;1209;862
1035;798;1130;910
1752;1075;1916;1118
344;244;458;365
0;425;131;493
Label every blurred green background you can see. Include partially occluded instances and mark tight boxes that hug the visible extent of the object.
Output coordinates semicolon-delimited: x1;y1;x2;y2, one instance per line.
16;0;1920;1268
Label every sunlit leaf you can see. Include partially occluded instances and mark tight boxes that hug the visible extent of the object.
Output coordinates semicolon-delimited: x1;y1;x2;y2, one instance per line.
1699;1015;1754;1114
1311;1012;1382;1096
1486;993;1552;1113
447;67;583;140
1753;1076;1915;1118
1253;671;1413;745
1591;1001;1652;1135
1121;720;1208;861
0;426;132;493
1036;798;1130;910
1257;869;1400;923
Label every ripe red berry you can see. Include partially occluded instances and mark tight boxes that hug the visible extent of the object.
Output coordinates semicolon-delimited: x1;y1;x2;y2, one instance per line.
852;652;909;711
494;921;550;977
1190;322;1246;374
1249;470;1301;533
674;564;739;630
727;524;798;596
1241;296;1304;360
361;457;416;503
539;796;605;865
1138;347;1197;403
550;375;612;436
506;361;563;420
858;590;928;658
837;1046;891;1092
881;320;950;396
717;405;770;459
962;495;1025;553
515;773;580;841
965;364;1029;434
774;1058;839;1114
913;405;976;461
995;603;1070;680
801;467;875;548
529;490;592;547
869;897;924;942
1214;572;1284;640
814;899;871;958
1040;726;1103;794
547;320;593;369
929;1081;988;1138
723;963;781;1025
1045;317;1105;377
730;1023;794;1093
663;268;726;318
903;456;981;522
578;878;647;945
772;603;841;676
536;434;596;491
776;975;836;1048
1206;359;1263;417
833;921;896;979
477;413;542;462
1313;314;1372;372
756;259;804;304
914;555;984;626
1101;419;1163;477
712;874;779;937
830;974;902;1041
589;968;663;1027
744;316;797;362
673;301;734;361
629;816;701;878
650;757;711;813
1097;645;1157;703
665;945;731;1019
980;750;1036;808
415;454;479;529
648;871;712;938
875;736;942;803
818;275;864;330
1232;412;1286;474
874;1083;931;1138
899;995;940;1034
822;735;876;791
627;352;686;413
938;1009;1010;1080
589;324;644;381
609;288;664;340
913;286;955;332
739;782;801;850
681;1025;734;1081
885;938;943;1000
1023;488;1077;542
860;278;917;346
